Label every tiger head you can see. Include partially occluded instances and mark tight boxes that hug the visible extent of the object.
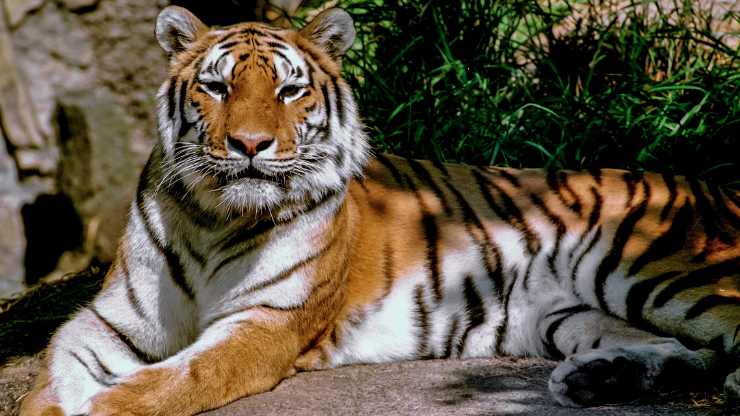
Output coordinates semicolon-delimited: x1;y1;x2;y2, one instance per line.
153;6;369;217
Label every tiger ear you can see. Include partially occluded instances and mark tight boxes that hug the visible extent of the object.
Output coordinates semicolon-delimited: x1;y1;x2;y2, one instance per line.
156;6;208;55
299;8;355;60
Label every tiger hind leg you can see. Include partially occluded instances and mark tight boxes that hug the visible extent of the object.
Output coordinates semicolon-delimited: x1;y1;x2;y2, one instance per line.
539;307;721;407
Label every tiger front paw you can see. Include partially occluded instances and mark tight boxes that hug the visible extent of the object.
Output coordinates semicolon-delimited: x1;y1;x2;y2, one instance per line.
548;352;646;407
89;367;178;416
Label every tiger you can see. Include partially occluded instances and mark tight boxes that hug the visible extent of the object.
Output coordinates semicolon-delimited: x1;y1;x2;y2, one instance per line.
20;5;740;416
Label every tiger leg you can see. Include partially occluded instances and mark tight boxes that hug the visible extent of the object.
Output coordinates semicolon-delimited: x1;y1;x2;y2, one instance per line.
21;307;146;415
541;308;720;407
88;312;301;416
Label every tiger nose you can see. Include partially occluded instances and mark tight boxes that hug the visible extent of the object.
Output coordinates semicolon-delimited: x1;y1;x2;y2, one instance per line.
226;134;275;158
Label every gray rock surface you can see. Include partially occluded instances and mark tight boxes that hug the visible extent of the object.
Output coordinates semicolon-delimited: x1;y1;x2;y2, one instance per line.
3;0;46;28
0;354;728;416
0;0;165;296
203;358;725;416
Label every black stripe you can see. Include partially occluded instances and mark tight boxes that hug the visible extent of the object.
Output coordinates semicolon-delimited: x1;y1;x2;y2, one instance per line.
626;270;682;328
595;180;651;312
653;259;740;308
266;41;288;50
543;305;593;359
587;187;603;230
166;77;178;119
121;258;147;320
624;171;643;207
689;179;734;261
571;226;602;283
458;276;486;356
569;187;603;263
407;158;453;216
685;294;739;320
321;82;332;124
661;173;678;221
331;77;346;125
182;238;207;268
442;316;460;358
547;171;583;215
529;194;567;282
444;180;504;297
589;168;602;186
379;239;395;302
431;157;449;177
492;168;521;188
166;173;222;228
218;41;242;50
69;350;114;387
414;285;431;358
420;211;443;303
136;183;194;300
628;201;693;276
375;154;406;187
497;264;522;354
226;231;340;301
376;157;443;302
84;346;116;378
709;185;740;230
210;190;340;280
177;78;192;138
209;220;275;279
90;307;157;364
295;44;336;80
591;337;602;349
472;170;539;255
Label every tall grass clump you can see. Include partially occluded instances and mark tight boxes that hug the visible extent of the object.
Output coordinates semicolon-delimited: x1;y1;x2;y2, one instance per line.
327;0;740;187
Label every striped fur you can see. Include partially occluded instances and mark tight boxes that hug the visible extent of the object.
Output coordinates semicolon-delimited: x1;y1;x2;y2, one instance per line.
21;6;740;415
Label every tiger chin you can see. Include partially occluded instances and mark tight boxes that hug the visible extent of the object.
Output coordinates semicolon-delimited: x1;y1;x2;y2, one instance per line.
20;6;740;416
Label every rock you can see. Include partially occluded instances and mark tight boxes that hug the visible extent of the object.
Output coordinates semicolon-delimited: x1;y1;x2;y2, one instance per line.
60;0;100;12
0;130;17;192
0;135;25;298
3;0;45;28
14;148;58;175
57;90;141;262
0;194;25;299
0;8;47;148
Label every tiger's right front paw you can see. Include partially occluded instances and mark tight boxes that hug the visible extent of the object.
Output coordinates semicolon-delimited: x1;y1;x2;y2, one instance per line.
548;352;646;407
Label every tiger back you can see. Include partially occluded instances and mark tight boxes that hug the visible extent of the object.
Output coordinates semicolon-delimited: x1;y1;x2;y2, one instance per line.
21;6;740;416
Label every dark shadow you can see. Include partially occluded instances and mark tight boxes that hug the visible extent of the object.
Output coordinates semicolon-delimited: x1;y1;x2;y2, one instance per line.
432;360;731;416
0;262;106;366
21;194;84;286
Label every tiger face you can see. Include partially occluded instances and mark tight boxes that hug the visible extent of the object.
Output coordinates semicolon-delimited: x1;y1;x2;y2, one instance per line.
154;7;369;217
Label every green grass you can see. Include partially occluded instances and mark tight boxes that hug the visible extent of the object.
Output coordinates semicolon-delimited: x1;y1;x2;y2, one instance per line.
318;0;740;187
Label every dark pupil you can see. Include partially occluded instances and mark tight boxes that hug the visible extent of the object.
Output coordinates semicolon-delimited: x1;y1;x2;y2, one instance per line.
205;82;227;96
281;86;301;98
